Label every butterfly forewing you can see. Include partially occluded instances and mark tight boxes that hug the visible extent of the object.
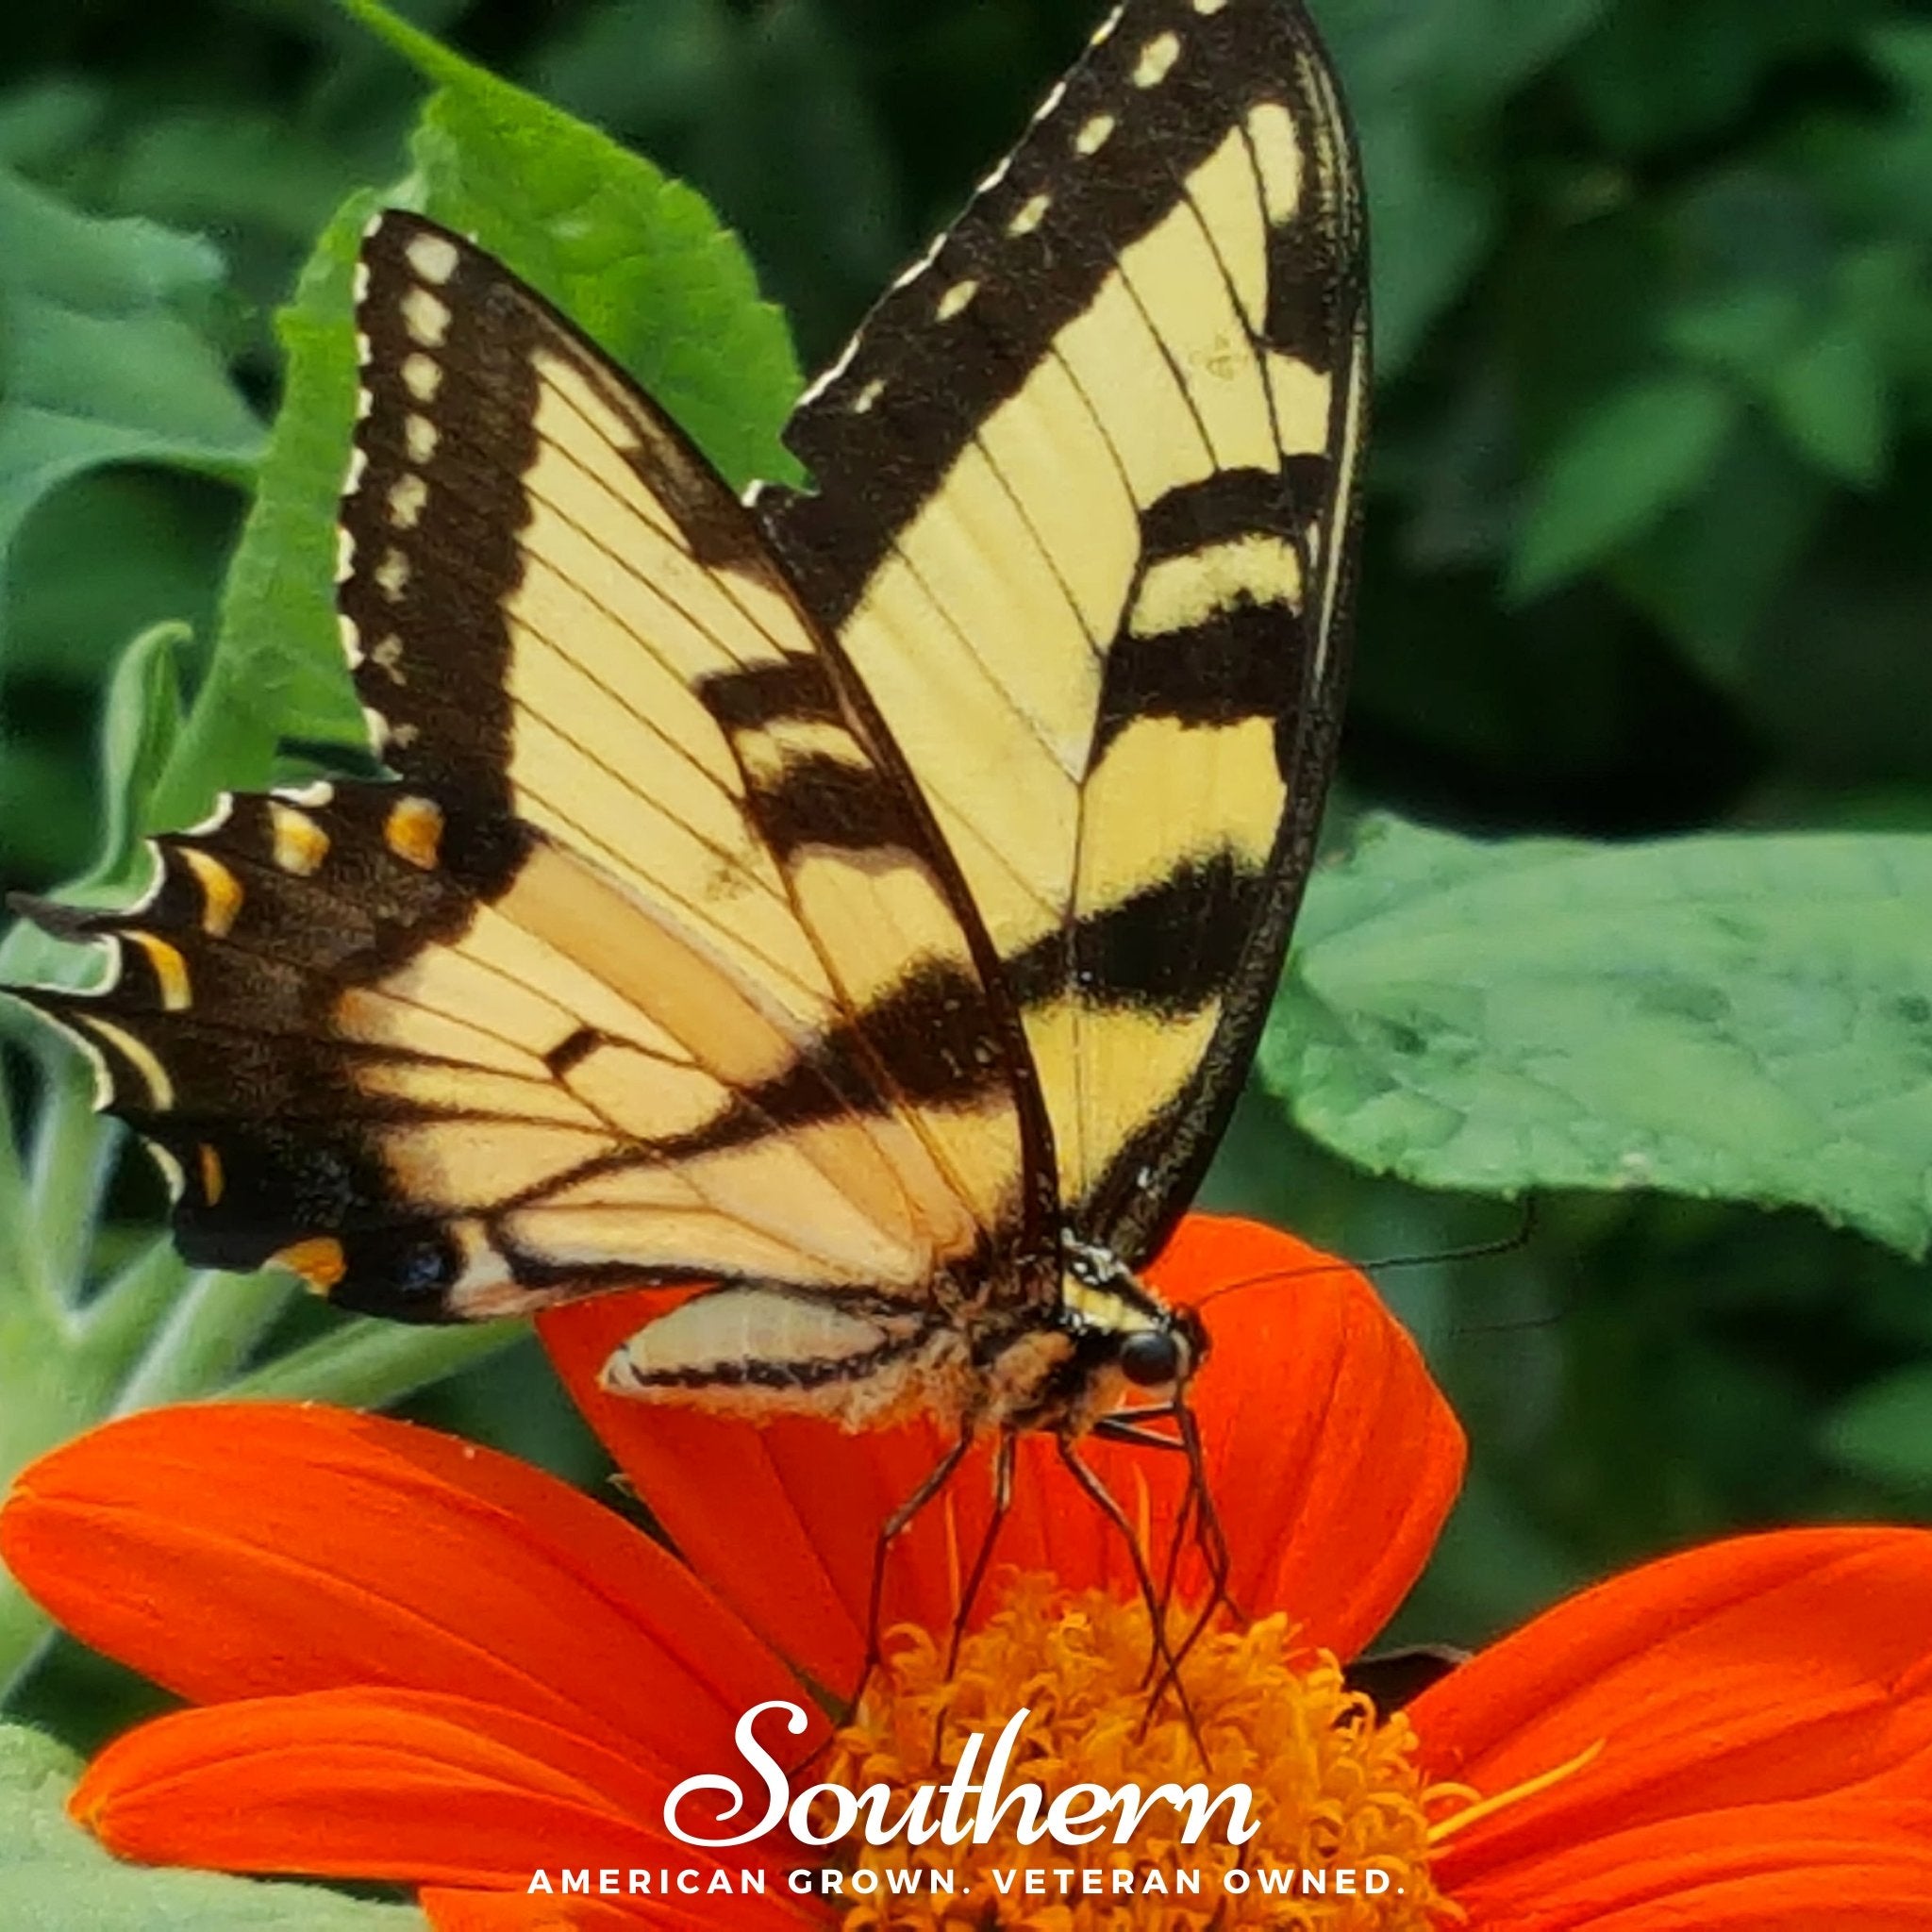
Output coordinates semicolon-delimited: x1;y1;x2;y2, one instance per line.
21;216;1052;1321
10;0;1366;1366
757;0;1367;1266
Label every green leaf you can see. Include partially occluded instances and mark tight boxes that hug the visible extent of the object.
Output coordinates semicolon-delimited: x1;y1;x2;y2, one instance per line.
0;621;192;993
0;1723;425;1927
225;1319;523;1409
93;625;190;891
3;469;234;683
154;5;808;830
1765;323;1890;487
1612;418;1827;688
1481;0;1615;94
1824;1367;1932;1490
1261;816;1932;1257
1356;109;1496;376
345;0;804;492
148;189;378;832
1509;372;1738;599
0;168;262;590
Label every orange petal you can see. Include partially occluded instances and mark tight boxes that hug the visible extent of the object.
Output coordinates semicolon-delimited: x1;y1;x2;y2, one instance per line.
0;1405;822;1771
1446;1798;1932;1928
76;1690;676;1883
1415;1528;1932;1892
542;1289;966;1696
1143;1214;1465;1655
77;1688;821;1928
953;1218;1465;1656
544;1215;1459;1680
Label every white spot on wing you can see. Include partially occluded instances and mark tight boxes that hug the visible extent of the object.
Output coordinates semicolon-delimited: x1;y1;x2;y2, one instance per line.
403;353;442;403
185;793;235;838
1075;113;1117;157
405;232;461;287
149;1141;187;1202
1134;31;1182;88
936;278;980;322
389;474;430;529
1008;192;1052;238
890;230;948;293
853;377;887;415
82;1017;177;1110
1247;100;1304;224
371;635;406;684
273;779;336;808
402;285;452;349
796;330;863;409
405;414;439;464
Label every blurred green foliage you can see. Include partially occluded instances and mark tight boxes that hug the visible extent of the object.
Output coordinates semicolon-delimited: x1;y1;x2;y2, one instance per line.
2;0;1931;1754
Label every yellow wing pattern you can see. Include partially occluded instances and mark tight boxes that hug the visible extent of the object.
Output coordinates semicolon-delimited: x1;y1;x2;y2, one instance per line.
11;0;1365;1322
20;216;1050;1319
758;0;1366;1262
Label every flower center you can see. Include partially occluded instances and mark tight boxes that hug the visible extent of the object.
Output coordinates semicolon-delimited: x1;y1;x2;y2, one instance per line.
822;1574;1460;1930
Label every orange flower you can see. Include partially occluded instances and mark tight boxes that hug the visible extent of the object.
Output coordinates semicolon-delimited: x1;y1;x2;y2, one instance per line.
3;1214;1931;1930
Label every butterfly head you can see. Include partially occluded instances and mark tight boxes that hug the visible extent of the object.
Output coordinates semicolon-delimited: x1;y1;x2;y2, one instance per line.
1040;1239;1209;1435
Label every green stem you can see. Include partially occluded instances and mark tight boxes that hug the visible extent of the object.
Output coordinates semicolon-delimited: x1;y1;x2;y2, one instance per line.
0;1071;58;1325
0;1576;54;1709
27;1060;116;1306
225;1320;522;1410
72;1235;193;1364
109;1269;294;1416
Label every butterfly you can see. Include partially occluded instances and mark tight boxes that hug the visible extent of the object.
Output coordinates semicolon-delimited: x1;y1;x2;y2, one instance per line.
11;0;1366;1672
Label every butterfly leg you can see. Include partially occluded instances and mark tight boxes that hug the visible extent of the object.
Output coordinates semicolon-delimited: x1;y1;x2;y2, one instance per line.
1142;1398;1234;1715
1054;1433;1207;1753
1091;1405;1186;1453
1092;1404;1199;1644
947;1426;1018;1673
855;1423;976;1717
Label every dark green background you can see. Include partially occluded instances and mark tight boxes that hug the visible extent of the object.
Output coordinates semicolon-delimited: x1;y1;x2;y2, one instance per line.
5;0;1932;1740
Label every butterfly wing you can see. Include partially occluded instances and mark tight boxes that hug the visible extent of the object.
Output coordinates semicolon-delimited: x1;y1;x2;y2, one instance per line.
16;215;1053;1321
758;0;1367;1266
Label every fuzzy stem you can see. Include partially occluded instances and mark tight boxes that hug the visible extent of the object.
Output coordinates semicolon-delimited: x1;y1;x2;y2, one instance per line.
225;1320;523;1410
108;1269;294;1417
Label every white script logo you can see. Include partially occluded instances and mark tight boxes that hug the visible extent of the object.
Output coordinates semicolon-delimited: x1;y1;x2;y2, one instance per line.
663;1701;1260;1851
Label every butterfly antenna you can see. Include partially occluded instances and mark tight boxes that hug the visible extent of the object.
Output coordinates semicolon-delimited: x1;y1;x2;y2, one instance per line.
1191;1198;1539;1314
1354;1197;1539;1279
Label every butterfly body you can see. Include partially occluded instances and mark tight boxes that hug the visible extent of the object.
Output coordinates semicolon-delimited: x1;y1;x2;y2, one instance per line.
600;1245;1203;1437
12;0;1364;1468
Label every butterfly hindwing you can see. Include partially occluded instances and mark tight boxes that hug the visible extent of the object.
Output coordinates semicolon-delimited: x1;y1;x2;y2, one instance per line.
757;0;1367;1265
23;215;1055;1322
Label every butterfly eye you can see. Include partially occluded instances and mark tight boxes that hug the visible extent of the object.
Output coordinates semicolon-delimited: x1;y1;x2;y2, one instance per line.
1118;1329;1182;1389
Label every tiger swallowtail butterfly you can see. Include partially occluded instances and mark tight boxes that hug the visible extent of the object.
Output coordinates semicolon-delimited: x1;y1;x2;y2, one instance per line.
11;0;1367;1674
